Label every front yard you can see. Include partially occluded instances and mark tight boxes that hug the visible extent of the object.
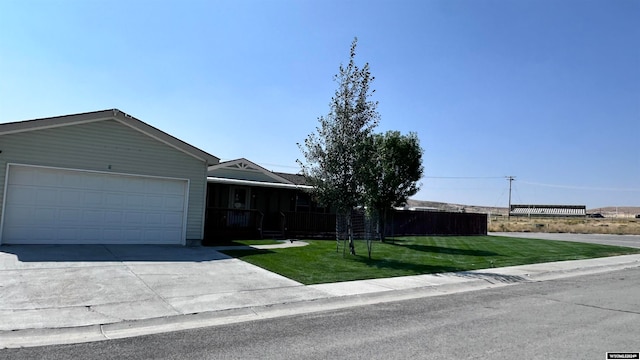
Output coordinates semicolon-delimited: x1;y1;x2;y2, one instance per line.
221;236;640;285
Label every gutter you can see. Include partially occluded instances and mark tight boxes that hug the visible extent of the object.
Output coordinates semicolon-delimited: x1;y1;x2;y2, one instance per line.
207;177;313;190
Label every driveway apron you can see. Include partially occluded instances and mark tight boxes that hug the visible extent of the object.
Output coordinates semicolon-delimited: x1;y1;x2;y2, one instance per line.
0;245;307;331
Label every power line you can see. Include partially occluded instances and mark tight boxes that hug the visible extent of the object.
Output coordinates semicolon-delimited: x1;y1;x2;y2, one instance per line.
518;181;640;192
217;160;638;195
424;176;505;179
257;163;301;170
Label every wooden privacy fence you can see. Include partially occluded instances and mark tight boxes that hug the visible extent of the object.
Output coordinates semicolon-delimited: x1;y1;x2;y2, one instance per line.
204;208;487;242
386;211;487;237
282;211;336;239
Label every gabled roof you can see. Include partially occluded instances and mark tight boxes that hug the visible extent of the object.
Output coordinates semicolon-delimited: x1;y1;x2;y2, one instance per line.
208;158;294;184
207;158;313;190
273;172;308;186
0;109;220;165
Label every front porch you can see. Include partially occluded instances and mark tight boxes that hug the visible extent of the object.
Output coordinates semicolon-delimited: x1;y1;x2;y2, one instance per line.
203;208;336;243
203;158;333;244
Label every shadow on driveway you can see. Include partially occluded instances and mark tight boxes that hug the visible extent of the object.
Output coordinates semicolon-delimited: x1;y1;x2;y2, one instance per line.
389;243;500;257
0;244;231;262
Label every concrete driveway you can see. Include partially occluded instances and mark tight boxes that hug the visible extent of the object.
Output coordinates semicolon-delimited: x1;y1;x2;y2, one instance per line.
0;244;326;331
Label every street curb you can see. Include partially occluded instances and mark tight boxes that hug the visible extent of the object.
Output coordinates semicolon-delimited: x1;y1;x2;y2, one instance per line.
0;279;492;349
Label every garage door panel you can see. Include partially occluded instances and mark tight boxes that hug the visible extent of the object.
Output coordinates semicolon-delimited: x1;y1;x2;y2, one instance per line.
164;196;186;210
105;193;127;208
61;172;83;187
103;228;125;241
2;165;187;244
3;226;27;240
39;169;59;185
81;173;105;190
123;229;143;241
144;195;164;209
164;213;184;227
3;206;32;224
146;180;166;193
35;208;57;224
78;227;103;241
6;186;36;205
163;180;187;195
102;176;124;192
126;195;145;208
105;210;124;223
60;190;83;205
8;166;34;185
145;229;179;243
59;208;82;222
123;212;145;225
36;188;58;205
57;227;79;240
83;192;103;206
82;209;104;225
145;213;164;225
36;227;57;241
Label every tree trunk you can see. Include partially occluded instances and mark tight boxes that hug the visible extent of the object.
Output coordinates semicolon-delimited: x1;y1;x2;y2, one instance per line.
378;208;387;242
335;213;340;253
347;211;356;255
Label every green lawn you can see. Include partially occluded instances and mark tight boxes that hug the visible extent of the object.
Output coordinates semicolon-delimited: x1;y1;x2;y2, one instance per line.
220;236;640;285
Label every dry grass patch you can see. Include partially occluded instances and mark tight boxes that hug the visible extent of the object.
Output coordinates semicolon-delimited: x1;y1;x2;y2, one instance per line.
488;216;640;235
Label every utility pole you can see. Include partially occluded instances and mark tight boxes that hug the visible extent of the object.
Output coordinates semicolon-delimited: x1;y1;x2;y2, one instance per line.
506;176;515;218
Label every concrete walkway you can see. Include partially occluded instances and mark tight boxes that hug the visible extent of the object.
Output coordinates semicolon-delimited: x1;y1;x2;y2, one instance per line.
1;236;639;348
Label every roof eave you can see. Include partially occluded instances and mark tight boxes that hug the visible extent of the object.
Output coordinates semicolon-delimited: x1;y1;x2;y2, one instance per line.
0;109;220;166
207;176;313;190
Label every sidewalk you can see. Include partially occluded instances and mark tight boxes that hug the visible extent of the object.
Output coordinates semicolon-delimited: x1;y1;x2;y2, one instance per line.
1;240;640;349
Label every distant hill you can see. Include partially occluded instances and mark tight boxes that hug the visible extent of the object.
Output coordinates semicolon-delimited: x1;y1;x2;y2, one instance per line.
587;207;640;218
406;199;640;218
405;199;508;215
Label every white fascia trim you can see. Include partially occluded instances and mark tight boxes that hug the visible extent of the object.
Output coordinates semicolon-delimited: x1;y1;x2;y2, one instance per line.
207;177;313;190
0;117;111;136
208;159;295;184
113;118;218;165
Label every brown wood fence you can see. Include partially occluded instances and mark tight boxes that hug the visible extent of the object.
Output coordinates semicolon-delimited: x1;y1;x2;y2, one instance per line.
386;211;487;236
203;208;487;243
282;211;336;239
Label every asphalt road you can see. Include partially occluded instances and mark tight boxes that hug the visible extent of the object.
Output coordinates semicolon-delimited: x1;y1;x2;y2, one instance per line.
2;267;639;360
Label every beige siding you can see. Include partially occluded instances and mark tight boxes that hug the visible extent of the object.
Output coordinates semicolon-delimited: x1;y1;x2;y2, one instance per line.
0;120;208;241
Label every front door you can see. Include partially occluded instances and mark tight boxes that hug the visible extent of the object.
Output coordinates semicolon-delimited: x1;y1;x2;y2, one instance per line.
228;187;251;226
229;186;250;210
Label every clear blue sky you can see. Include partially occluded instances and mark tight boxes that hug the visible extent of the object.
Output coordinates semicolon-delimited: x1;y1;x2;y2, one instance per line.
1;0;638;209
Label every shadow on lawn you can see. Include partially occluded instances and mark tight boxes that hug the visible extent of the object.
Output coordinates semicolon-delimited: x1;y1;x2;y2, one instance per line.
352;256;528;281
354;256;464;274
389;243;501;257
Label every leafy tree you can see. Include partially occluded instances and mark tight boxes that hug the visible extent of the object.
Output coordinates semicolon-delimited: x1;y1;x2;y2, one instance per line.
360;131;424;242
297;37;380;255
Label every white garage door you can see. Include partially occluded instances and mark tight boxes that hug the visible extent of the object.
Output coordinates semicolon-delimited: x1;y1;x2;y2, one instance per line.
1;165;189;245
